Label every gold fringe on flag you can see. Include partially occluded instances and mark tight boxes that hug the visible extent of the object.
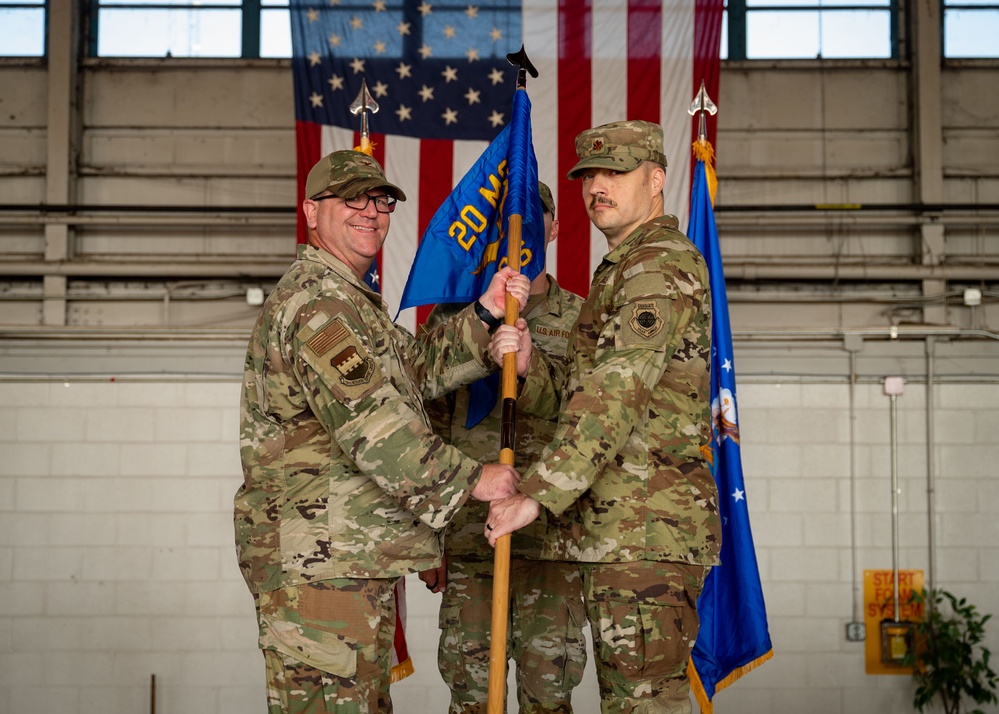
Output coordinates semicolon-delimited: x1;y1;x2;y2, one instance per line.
688;649;774;713
692;140;718;207
390;655;414;683
353;141;376;156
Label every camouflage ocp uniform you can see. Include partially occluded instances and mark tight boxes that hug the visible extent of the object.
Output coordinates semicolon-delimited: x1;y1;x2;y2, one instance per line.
425;276;587;713
236;243;497;713
519;221;719;566
516;121;722;713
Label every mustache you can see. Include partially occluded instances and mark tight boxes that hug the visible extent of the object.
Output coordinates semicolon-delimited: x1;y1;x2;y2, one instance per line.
589;196;616;210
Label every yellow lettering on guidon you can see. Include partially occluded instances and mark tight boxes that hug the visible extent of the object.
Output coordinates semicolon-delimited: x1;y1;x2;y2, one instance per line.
449;220;472;251
461;205;487;232
477;160;508;208
450;205;488;251
498;246;534;271
449;160;509;253
478;175;502;208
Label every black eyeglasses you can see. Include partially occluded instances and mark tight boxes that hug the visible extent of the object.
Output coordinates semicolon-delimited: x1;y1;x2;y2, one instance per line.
313;193;397;214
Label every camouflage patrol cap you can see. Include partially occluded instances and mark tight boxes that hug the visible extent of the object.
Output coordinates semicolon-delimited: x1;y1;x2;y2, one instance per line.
538;181;556;216
306;149;407;202
567;120;668;180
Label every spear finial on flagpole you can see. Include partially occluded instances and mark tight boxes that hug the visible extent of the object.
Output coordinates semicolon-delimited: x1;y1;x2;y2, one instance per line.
485;44;537;714
688;80;719;203
506;44;538;88
688;79;718;146
349;79;379;155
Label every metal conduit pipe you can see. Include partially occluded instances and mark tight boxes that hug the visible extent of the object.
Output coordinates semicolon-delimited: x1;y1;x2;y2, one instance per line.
0;326;250;341
715;202;999;213
0;214;294;227
1;211;995;229
716;215;999;229
4;201;996;215
4;261;999;281
847;341;862;629
731;326;999;342
925;337;937;594
2;325;998;343
723;263;999;281
0;261;289;278
888;381;902;624
2;203;997;229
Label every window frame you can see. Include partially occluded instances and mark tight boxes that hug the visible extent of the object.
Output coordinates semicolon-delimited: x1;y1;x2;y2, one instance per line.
942;0;999;58
725;0;900;61
85;0;289;58
0;0;49;57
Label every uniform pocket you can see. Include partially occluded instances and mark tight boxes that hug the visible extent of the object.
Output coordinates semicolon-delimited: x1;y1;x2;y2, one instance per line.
585;563;695;688
259;610;359;678
561;591;589;691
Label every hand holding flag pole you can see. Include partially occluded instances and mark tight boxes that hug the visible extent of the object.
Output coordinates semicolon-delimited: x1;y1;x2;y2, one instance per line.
487;45;538;714
349;79;379;155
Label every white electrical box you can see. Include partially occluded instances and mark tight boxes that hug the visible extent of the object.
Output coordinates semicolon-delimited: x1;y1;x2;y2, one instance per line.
883;376;905;396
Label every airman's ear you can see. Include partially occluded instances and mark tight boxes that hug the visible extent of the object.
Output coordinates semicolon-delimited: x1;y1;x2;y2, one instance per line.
649;164;666;195
303;199;319;230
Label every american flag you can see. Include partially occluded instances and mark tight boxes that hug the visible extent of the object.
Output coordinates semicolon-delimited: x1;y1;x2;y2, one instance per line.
291;0;723;333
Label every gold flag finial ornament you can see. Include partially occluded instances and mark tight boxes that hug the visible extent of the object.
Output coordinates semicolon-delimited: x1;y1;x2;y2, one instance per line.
350;79;380;155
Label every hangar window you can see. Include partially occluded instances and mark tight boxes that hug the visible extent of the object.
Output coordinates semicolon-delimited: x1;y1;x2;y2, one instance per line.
89;0;291;57
944;0;999;57
725;0;895;60
0;0;46;56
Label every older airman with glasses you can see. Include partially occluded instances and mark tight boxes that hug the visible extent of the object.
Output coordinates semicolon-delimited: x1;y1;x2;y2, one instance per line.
235;148;529;714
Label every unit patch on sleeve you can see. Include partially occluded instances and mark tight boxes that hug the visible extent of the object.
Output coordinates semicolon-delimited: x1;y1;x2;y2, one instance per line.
329;344;373;385
629;301;664;338
620;299;670;350
300;315;380;402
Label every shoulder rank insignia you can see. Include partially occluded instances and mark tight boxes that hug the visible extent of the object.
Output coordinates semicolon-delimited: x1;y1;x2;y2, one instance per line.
628;301;664;339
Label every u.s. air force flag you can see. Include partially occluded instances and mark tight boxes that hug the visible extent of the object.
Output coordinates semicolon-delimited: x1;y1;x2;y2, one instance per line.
398;88;544;311
687;149;773;713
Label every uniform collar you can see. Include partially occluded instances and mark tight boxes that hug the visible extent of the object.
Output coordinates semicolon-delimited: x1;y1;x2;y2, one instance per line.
525;273;567;318
542;273;568;316
298;244;384;309
602;214;680;265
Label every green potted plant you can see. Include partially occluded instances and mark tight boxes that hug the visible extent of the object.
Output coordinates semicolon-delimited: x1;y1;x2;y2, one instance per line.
905;588;998;714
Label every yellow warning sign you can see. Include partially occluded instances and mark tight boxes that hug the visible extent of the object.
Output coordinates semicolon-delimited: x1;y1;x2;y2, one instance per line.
863;569;925;674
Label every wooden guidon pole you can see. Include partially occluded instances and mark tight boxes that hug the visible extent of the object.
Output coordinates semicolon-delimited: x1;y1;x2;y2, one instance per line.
486;45;538;714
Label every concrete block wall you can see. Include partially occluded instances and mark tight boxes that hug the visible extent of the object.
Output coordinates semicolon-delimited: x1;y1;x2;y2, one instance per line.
1;377;997;714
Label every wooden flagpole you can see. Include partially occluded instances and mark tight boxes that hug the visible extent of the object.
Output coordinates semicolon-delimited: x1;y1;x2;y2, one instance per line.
487;45;537;714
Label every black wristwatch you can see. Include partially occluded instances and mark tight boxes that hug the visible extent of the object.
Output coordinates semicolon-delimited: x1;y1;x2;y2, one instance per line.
473;300;503;333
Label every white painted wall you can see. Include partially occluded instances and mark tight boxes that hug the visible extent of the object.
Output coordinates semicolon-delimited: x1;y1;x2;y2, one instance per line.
2;371;997;714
